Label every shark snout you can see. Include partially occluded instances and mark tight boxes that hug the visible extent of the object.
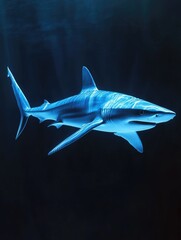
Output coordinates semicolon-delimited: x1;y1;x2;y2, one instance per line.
153;109;176;123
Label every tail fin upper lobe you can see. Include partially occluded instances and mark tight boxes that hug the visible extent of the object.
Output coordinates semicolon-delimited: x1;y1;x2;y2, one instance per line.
7;67;30;139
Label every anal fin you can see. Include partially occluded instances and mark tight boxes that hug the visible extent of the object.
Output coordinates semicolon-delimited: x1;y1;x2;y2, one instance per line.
114;132;143;153
48;122;63;129
48;116;103;155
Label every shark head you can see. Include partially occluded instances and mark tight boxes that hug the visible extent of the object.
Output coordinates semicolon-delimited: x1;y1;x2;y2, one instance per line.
106;95;176;132
133;104;175;123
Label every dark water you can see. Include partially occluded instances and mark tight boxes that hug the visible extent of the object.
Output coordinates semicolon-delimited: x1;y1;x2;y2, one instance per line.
0;0;181;239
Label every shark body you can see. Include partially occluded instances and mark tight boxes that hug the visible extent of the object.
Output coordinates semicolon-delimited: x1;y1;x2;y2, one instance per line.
8;66;176;155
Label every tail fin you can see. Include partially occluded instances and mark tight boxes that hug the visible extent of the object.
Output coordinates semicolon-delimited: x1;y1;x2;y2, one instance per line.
7;67;31;139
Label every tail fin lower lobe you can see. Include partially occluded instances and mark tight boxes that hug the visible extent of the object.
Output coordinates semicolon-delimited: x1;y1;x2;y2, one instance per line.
7;67;31;139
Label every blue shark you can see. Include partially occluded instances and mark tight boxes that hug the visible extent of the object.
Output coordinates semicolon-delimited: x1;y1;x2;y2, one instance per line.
7;66;176;155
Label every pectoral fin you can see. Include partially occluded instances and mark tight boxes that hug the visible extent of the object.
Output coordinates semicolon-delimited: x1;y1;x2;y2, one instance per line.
114;132;143;153
48;117;103;155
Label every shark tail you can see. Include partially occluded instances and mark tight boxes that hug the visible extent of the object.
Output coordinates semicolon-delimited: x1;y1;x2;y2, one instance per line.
7;67;31;139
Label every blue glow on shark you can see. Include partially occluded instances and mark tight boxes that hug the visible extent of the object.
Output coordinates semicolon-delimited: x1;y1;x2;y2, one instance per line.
7;66;176;155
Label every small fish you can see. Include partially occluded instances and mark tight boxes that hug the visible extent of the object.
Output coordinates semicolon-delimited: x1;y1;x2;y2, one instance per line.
8;66;176;155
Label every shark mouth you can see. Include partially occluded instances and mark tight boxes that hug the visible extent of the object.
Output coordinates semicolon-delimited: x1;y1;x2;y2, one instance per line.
128;121;157;131
131;121;156;127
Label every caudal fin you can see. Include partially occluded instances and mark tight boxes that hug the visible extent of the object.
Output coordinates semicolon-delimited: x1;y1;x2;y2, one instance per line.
7;67;31;139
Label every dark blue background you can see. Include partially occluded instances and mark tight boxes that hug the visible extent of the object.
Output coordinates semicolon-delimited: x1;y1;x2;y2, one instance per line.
0;0;180;239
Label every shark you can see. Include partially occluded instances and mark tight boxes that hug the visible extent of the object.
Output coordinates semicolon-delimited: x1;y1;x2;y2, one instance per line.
7;66;176;155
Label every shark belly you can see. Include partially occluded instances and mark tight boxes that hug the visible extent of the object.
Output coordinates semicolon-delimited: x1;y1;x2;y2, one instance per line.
94;121;126;133
61;113;126;133
61;112;98;128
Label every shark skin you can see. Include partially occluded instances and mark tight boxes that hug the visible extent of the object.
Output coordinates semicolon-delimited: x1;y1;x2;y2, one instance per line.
7;66;176;155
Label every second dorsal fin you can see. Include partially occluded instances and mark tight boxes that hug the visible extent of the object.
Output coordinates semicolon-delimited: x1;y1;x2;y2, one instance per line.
81;66;97;92
41;99;50;109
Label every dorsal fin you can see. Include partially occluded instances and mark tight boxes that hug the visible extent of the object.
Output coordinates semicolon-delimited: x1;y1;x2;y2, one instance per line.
81;66;97;92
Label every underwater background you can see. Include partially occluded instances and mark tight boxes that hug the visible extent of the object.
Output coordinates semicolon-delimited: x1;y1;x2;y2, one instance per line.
0;0;180;239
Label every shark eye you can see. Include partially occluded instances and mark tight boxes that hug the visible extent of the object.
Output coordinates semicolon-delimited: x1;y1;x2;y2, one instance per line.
139;110;145;115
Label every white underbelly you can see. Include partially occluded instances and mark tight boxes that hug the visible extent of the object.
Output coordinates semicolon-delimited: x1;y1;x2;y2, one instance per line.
62;119;122;133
